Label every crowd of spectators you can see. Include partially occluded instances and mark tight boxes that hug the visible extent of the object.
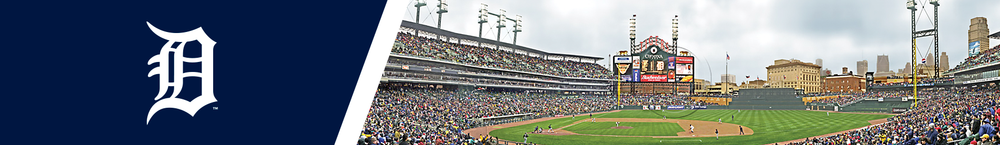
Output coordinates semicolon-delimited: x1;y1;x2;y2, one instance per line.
807;89;954;106
869;77;956;87
617;94;721;106
790;85;1000;145
383;71;609;90
360;86;620;145
947;45;1000;74
392;32;611;79
360;84;729;145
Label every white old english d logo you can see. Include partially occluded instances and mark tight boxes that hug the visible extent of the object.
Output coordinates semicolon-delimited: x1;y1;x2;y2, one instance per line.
146;22;218;125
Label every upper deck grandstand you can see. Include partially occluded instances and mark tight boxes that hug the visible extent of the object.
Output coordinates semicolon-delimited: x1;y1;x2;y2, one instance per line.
386;21;614;93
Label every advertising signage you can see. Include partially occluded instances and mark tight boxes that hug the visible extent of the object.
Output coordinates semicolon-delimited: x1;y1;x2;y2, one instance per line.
632;69;640;81
971;41;981;57
614;56;632;63
676;57;694;64
668;56;676;69
677;64;693;75
641;75;670;82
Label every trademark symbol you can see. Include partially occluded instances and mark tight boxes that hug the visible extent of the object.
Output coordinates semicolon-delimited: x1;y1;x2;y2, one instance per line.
213;107;218;110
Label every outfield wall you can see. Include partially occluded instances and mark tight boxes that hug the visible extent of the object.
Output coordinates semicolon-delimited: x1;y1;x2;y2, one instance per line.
726;88;807;110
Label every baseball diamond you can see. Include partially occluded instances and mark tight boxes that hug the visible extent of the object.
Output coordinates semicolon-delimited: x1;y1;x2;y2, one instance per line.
466;110;890;145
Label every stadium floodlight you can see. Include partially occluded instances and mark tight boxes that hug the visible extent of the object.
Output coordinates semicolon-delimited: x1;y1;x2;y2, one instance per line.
436;0;448;28
438;0;448;12
672;15;678;40
514;15;522;32
498;9;507;28
906;0;916;10
479;3;488;23
929;0;939;5
414;0;427;23
629;14;636;40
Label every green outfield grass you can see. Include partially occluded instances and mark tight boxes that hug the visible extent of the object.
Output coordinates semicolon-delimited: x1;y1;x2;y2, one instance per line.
490;110;894;145
561;122;684;136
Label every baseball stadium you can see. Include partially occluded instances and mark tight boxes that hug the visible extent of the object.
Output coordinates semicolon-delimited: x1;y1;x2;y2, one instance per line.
358;1;1000;145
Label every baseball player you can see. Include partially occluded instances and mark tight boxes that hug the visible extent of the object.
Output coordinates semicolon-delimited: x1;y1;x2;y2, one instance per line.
739;126;744;135
548;124;552;133
716;129;719;140
689;124;694;133
523;132;529;143
719;118;722;124
827;112;830;116
731;115;734;121
590;113;594;122
616;122;620;127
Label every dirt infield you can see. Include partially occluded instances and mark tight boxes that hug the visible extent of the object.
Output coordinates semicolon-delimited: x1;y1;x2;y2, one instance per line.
462;110;753;139
770;118;889;145
539;118;753;138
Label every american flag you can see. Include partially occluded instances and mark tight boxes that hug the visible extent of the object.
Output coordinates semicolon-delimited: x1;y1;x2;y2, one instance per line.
726;54;730;60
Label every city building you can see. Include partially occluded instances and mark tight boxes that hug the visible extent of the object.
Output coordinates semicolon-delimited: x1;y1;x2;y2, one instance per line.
857;60;868;74
721;74;736;84
693;78;708;92
822;68;832;76
816;58;823;67
707;82;739;94
766;59;822;93
842;67;849;75
740;80;767;89
875;55;892;77
822;75;866;93
970;17;990;55
941;52;949;71
900;62;913;76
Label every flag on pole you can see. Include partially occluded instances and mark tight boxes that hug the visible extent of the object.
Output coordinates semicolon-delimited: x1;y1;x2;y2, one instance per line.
726;54;730;60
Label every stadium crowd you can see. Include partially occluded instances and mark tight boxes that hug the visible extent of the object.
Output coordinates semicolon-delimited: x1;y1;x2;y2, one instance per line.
790;85;1000;145
360;84;729;145
383;71;609;90
947;45;1000;74
869;78;956;87
392;32;611;79
617;94;721;106
808;89;953;106
360;86;620;145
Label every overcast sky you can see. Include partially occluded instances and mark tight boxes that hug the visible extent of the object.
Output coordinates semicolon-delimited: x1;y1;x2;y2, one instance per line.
398;0;1000;83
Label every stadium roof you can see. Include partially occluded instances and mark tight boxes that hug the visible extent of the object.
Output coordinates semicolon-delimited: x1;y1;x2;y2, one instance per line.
990;31;1000;40
399;20;604;60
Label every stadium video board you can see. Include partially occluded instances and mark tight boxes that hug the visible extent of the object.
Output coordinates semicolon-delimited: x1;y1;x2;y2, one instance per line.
616;36;696;83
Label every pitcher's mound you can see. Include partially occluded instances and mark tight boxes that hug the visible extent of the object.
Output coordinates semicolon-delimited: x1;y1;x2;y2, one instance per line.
611;126;633;129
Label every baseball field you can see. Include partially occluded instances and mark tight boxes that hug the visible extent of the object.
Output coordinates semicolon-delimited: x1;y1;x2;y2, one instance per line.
466;109;894;145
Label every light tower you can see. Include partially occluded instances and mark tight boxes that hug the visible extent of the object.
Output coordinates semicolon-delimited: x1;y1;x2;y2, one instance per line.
414;0;427;23
476;4;524;44
906;0;940;100
513;15;523;44
478;3;488;38
629;14;636;95
496;9;506;42
436;0;448;29
629;15;637;54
